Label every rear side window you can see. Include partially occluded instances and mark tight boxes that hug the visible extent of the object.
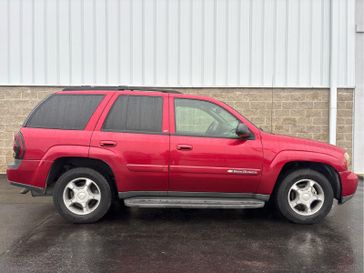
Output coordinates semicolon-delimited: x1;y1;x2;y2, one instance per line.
25;94;104;130
103;95;163;133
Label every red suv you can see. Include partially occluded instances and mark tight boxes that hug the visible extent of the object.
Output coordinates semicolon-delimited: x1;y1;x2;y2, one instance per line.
6;87;358;224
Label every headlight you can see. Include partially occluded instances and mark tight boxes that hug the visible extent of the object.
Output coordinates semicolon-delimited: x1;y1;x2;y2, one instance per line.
344;152;351;168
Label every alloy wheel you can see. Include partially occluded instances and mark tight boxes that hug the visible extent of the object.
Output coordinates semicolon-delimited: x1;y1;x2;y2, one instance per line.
287;179;325;216
62;177;101;215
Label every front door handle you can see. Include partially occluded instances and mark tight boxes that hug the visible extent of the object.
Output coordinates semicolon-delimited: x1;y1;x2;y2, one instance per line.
100;140;117;147
176;144;193;151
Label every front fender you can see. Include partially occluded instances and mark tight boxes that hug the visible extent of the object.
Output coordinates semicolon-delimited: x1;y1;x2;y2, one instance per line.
256;150;345;195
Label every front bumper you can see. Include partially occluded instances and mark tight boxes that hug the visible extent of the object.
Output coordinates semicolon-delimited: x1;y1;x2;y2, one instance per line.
339;171;359;204
340;194;355;204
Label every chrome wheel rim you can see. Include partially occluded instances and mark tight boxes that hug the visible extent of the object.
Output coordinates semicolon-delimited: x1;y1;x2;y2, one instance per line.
63;177;101;216
288;179;325;216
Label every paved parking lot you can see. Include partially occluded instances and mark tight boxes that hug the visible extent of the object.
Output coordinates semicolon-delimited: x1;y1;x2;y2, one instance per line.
0;175;362;273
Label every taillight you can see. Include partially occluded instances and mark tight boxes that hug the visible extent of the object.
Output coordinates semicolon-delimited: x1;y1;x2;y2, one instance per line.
13;132;25;160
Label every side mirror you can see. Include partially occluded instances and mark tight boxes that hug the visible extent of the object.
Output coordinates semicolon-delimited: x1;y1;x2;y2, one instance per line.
236;123;251;139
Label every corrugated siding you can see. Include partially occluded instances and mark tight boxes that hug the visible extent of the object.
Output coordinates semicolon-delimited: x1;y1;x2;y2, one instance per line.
0;0;356;87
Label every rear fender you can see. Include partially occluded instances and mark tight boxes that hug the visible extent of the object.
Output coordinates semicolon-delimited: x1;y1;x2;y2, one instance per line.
31;145;90;188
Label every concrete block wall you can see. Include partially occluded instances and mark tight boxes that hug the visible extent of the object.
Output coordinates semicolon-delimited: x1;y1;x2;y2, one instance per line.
0;87;354;173
336;89;354;155
183;89;353;150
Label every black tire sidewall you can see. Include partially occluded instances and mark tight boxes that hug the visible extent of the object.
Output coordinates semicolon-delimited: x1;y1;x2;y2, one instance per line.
275;169;334;224
53;167;112;224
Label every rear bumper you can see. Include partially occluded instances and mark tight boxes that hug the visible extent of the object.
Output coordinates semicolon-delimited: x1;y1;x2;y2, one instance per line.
6;159;51;189
7;159;22;170
8;181;44;194
7;159;37;185
339;171;359;204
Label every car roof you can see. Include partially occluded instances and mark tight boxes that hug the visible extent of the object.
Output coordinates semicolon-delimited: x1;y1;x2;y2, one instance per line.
61;86;182;94
57;86;220;102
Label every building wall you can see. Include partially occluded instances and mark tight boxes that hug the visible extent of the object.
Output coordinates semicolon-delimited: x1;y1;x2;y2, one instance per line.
337;89;354;158
0;0;355;87
354;0;364;173
0;87;353;174
0;0;359;171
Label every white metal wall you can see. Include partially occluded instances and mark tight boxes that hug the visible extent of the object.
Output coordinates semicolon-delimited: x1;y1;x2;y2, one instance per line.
0;0;356;87
354;0;364;174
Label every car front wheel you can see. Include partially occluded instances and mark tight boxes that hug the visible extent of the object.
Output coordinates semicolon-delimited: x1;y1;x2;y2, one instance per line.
53;167;112;224
275;169;334;224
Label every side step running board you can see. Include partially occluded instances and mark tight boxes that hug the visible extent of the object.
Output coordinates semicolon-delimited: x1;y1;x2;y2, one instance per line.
124;197;265;209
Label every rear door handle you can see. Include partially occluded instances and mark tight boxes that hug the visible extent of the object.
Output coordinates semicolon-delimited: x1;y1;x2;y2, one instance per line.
100;140;117;147
176;144;193;151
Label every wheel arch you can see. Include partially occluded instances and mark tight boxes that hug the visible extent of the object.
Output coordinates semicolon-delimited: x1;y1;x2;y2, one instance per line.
272;161;341;201
45;157;117;198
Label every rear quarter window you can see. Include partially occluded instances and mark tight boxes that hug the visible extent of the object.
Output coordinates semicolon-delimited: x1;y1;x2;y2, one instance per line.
25;94;104;130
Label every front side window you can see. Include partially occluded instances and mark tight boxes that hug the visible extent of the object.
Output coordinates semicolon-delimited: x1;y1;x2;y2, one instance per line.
174;98;240;138
103;95;163;133
25;94;104;130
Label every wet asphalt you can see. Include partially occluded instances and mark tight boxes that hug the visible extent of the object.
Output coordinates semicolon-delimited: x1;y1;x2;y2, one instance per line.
0;175;362;273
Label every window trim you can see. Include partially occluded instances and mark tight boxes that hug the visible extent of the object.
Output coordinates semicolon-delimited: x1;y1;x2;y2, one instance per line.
24;94;105;130
101;94;165;134
173;97;255;140
23;94;54;127
101;129;168;136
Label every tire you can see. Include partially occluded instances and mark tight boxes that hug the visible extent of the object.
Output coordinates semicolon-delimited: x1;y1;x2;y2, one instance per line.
53;167;112;224
275;169;334;224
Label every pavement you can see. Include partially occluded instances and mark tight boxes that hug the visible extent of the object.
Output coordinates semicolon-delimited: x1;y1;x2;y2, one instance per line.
0;175;362;273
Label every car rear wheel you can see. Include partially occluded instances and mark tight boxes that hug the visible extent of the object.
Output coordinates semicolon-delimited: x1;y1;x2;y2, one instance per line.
275;169;334;224
53;167;112;224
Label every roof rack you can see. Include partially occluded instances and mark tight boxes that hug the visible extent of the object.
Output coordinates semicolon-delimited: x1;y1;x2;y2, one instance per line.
62;86;182;94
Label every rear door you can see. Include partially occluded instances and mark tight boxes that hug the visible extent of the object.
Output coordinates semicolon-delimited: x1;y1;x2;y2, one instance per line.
169;96;263;194
90;92;170;193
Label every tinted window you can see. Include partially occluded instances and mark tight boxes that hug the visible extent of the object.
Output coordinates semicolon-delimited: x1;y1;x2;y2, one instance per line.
103;95;163;133
25;94;104;130
175;98;239;138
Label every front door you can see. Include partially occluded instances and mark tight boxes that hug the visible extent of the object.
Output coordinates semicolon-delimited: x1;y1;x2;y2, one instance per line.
169;97;263;194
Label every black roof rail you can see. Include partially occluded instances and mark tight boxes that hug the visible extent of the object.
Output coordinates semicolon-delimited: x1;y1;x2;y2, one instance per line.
62;86;182;94
62;86;119;91
118;86;182;94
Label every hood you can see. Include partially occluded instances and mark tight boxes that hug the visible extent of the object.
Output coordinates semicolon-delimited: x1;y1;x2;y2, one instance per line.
260;131;345;159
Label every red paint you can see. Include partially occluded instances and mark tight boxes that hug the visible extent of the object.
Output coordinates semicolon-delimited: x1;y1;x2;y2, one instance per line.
6;89;358;201
339;171;359;196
